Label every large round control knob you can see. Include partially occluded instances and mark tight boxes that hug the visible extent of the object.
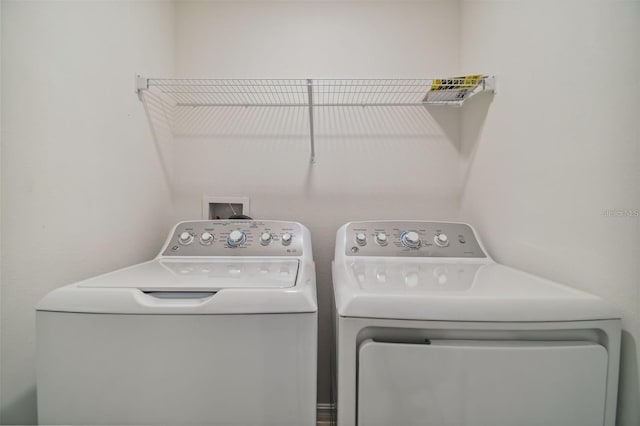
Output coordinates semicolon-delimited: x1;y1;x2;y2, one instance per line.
434;233;449;247
355;233;367;246
401;231;421;249
200;232;214;245
260;232;273;245
178;232;194;245
281;233;292;246
227;230;246;247
375;232;388;246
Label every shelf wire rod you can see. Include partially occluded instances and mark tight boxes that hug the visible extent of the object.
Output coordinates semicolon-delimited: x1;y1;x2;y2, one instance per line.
413;79;423;103
254;79;266;105
261;79;272;105
263;79;274;104
219;80;230;105
212;80;224;105
272;80;281;104
272;80;282;105
405;80;414;103
359;80;369;104
285;79;292;106
231;79;243;105
349;79;357;106
276;83;289;104
399;80;408;104
306;79;316;163
404;80;415;104
384;79;393;104
241;79;254;105
369;80;379;104
281;79;290;105
374;80;386;105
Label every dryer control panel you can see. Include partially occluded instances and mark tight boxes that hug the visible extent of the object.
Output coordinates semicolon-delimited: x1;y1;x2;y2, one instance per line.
344;221;486;258
161;220;304;257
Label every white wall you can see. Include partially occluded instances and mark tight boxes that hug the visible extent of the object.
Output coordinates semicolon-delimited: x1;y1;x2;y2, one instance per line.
0;1;175;424
459;1;640;425
171;0;462;405
3;1;638;424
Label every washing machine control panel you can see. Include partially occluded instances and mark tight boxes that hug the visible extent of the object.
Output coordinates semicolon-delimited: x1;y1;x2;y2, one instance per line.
345;221;486;258
162;221;304;256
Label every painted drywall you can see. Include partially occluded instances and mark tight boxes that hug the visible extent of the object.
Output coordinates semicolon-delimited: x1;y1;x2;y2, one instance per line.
459;1;640;425
171;0;463;405
0;1;175;424
4;0;637;424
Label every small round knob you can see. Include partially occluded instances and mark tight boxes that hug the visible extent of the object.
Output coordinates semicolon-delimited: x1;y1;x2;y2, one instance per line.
355;233;367;246
401;231;421;249
281;233;292;246
375;232;388;246
227;230;246;247
178;232;194;245
434;233;449;247
200;232;214;245
260;232;272;245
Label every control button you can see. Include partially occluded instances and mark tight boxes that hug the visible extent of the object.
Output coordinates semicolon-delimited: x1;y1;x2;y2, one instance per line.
404;271;419;287
227;230;247;247
434;233;449;247
401;231;421;249
260;232;273;245
281;233;292;246
434;266;448;285
355;233;367;246
375;232;388;246
200;232;214;245
178;232;194;245
458;235;466;244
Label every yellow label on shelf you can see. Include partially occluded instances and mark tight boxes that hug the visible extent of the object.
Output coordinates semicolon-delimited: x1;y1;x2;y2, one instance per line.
430;74;483;91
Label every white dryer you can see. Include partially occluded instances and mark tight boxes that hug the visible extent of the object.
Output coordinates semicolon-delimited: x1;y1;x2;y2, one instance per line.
37;220;317;426
332;220;620;426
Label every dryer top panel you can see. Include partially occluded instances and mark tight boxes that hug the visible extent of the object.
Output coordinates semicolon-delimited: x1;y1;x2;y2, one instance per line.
333;261;619;321
332;221;619;321
338;221;487;259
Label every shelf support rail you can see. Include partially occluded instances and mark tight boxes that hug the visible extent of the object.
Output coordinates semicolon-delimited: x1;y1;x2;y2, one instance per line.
306;79;316;164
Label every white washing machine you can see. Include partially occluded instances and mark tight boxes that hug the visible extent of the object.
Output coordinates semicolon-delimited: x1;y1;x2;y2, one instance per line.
332;220;621;426
37;220;317;426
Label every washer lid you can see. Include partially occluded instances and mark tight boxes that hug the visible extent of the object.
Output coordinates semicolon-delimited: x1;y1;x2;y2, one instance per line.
333;262;619;322
78;259;299;292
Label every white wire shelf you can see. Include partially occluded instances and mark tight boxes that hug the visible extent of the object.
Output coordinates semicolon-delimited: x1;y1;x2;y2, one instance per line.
136;76;496;162
139;77;495;107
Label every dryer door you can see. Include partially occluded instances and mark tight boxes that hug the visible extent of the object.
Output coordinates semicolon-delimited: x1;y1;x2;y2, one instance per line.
357;339;608;426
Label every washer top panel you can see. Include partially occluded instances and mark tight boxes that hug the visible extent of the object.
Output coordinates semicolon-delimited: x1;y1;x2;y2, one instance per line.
161;220;304;257
77;259;299;291
36;220;317;315
342;221;486;258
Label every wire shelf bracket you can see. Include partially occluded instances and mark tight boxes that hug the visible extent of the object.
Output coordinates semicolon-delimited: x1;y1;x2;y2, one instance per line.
136;75;496;163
